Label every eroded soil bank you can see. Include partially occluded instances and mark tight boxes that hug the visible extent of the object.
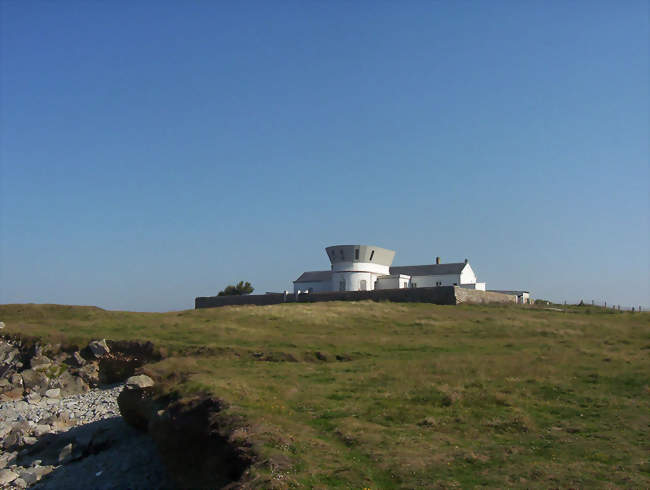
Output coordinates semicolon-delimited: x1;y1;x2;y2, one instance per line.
1;337;255;489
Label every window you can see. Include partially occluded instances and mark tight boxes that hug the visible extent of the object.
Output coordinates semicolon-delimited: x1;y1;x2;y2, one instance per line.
339;280;345;291
413;283;417;288
453;283;457;286
369;250;375;261
403;282;408;288
436;281;442;286
360;279;367;291
339;249;344;259
355;249;359;260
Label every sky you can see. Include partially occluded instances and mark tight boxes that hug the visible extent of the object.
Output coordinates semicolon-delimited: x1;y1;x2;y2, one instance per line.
1;1;648;312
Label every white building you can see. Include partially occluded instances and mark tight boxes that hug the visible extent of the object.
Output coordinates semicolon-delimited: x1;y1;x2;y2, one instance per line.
293;244;486;294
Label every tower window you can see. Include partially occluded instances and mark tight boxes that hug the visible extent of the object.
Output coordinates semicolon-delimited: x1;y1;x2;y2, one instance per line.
355;249;359;260
369;250;375;261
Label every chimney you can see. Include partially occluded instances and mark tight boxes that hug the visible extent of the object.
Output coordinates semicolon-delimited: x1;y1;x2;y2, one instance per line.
435;256;440;264
464;258;468;264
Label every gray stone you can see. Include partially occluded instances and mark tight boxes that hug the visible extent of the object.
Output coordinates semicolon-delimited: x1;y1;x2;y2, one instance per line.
125;374;155;390
0;451;16;469
53;371;89;396
72;351;86;367
33;424;51;437
0;468;18;485
88;339;110;357
10;372;23;386
26;392;41;403
13;478;27;488
21;369;48;394
30;354;52;370
58;442;73;464
45;388;61;398
78;362;100;387
19;467;42;485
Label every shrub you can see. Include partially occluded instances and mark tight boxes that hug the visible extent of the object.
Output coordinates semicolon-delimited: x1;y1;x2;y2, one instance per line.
218;281;254;296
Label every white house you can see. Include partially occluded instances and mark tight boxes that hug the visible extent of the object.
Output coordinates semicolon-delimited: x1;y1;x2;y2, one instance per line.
293;244;486;294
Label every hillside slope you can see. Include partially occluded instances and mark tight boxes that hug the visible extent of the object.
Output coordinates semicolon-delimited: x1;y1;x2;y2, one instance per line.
1;302;649;488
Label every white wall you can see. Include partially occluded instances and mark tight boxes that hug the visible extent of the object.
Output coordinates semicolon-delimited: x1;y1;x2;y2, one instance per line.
375;275;411;290
459;264;477;285
409;274;461;288
331;261;390;275
331;271;378;292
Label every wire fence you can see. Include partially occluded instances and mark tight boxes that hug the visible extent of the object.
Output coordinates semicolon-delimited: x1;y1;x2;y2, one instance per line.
549;299;646;312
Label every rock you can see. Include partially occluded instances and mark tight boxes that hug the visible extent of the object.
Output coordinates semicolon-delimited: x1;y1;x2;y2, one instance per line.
58;442;73;464
78;362;100;387
3;422;30;450
0;424;12;440
30;354;52;370
0;342;20;366
33;424;52;437
125;374;155;390
10;372;23;386
45;388;61;398
53;371;89;396
118;386;153;431
26;392;41;403
72;351;86;367
0;468;18;485
88;339;110;358
0;450;16;469
19;467;43;485
0;387;23;402
40;414;70;433
13;478;27;488
21;369;49;394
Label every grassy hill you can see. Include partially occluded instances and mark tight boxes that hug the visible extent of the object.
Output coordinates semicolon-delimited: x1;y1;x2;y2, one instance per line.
1;302;649;488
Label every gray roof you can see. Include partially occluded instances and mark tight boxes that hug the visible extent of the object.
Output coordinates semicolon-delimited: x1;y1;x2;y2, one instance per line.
389;263;467;276
294;270;332;283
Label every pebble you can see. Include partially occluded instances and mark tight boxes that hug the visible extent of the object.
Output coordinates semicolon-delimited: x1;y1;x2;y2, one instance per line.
0;383;171;489
0;385;122;428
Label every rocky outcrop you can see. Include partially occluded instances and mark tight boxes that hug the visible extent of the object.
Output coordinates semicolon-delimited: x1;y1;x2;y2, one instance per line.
88;339;110;358
0;337;163;403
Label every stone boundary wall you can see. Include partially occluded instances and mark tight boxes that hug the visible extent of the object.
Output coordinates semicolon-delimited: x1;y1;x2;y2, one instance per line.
455;287;517;305
195;287;515;309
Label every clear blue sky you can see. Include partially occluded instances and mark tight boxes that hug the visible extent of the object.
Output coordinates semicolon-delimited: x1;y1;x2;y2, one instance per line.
1;1;648;311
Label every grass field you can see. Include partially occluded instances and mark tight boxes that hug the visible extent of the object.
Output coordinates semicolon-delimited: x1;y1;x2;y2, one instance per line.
1;302;649;488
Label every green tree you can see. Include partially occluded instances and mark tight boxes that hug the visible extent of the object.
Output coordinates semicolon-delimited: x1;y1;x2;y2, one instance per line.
218;281;254;296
